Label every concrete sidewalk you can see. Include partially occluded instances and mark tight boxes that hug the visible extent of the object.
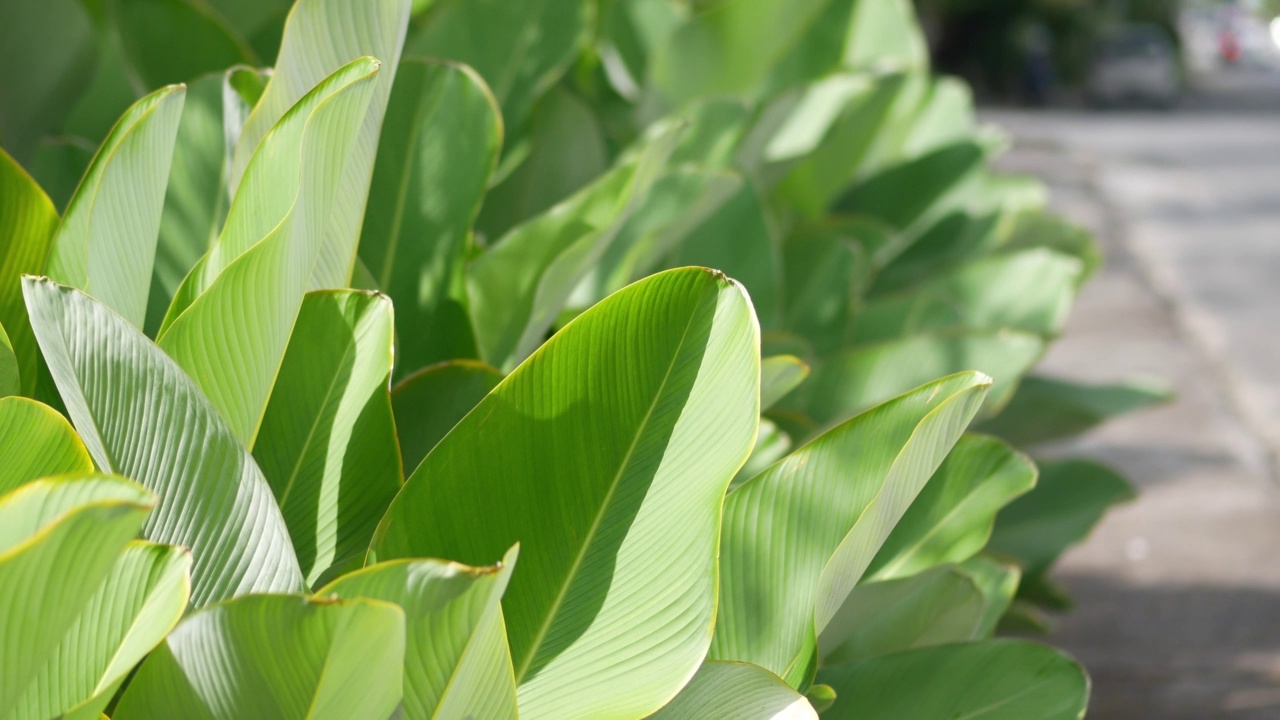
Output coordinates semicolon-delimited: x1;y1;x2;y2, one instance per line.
988;109;1280;719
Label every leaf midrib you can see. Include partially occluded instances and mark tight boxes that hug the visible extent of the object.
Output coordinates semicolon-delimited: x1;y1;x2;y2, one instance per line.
512;289;705;682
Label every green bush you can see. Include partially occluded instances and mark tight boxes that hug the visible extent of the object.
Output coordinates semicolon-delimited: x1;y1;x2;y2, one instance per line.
0;0;1164;717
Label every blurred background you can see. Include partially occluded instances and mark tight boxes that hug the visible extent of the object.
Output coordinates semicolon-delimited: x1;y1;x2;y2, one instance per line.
930;0;1280;718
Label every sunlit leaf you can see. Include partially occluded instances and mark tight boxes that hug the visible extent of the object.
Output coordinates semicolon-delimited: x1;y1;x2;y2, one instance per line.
0;148;59;395
649;661;818;720
0;396;92;495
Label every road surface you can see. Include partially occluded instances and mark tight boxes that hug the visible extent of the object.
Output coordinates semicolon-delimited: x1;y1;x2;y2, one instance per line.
984;69;1280;719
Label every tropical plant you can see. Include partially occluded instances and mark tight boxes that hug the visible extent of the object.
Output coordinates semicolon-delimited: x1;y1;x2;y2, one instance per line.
0;0;1162;717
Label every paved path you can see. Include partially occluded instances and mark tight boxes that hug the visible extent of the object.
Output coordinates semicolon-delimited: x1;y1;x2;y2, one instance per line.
984;81;1280;718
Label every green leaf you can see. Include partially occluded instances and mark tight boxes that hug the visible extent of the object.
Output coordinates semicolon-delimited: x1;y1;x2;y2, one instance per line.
9;541;191;720
778;220;871;354
391;360;502;475
842;0;927;73
406;0;589;129
852;249;1083;344
989;459;1136;579
865;434;1036;582
46;85;185;330
666;181;781;328
113;594;406;720
760;355;808;411
319;546;520;720
0;324;16;397
115;0;258;87
713;372;990;685
817;639;1089;720
734;418;792;490
359;58;501;372
835;140;985;266
467;125;681;371
158;58;381;446
145;71;235;335
373;268;760;719
25;277;305;607
1001;210;1101;284
649;661;818;720
0;149;61;395
0;396;93;495
476;85;606;241
818;566;984;665
959;555;1021;639
0;0;97;164
794;330;1043;428
229;0;410;290
0;475;154;715
255;290;401;586
977;375;1173;447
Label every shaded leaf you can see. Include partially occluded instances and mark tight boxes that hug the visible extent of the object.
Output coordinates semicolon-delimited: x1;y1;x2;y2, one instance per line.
866;434;1036;581
0;148;61;395
649;661;818;720
760;355;809;411
113;595;405;719
713;372;990;684
959;555;1021;639
977;375;1173;447
391;360;502;475
817;639;1089;720
255;290;401;586
373;268;759;719
115;0;257;87
359;58;500;372
319;546;519;720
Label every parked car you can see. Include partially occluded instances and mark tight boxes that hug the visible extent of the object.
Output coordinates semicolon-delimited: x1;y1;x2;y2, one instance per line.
1087;24;1182;107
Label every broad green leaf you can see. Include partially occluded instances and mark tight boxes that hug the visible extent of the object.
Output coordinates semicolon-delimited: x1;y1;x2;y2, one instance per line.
794;330;1043;427
115;0;258;87
0;324;15;397
25;277;305;606
204;0;292;60
818;566;984;665
817;640;1089;720
46;85;185;329
9;541;191;720
577;168;742;311
901;77;975;158
477;86;607;241
255;290;401;586
772;73;909;217
0;148;61;395
667;181;780;327
779;220;871;353
1001;210;1101;284
467;125;681;370
113;595;406;720
652;0;831;104
230;0;410;289
835;140;985;265
374;268;760;719
977;375;1172;447
0;396;93;495
761;355;808;411
713;372;990;685
842;0;927;73
159;58;380;446
989;459;1136;579
319;546;520;719
391;360;503;475
649;661;818;720
959;556;1021;639
734;418;792;491
0;475;153;716
406;0;588;129
359;59;501;372
865;434;1036;581
0;0;97;163
852;249;1082;344
868;208;1003;295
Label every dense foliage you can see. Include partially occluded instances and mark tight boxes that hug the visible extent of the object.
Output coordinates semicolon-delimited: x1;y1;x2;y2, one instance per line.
0;0;1165;717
